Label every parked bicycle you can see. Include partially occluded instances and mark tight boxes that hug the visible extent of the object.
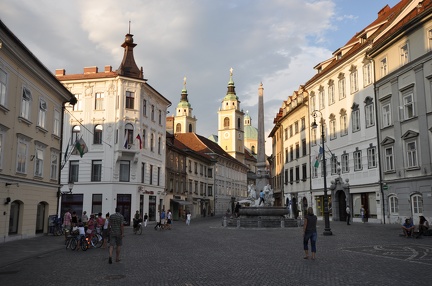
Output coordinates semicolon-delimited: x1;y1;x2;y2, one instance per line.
89;227;104;248
49;216;63;236
65;233;88;251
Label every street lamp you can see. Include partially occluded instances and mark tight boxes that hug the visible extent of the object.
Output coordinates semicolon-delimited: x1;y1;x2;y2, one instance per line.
68;181;74;193
311;110;332;236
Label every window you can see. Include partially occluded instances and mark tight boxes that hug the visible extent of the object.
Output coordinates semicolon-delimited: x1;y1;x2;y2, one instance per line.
224;117;230;128
141;163;145;183
289;168;294;183
142;129;146;148
94;125;103;144
302;164;307;181
412;194;423;214
338;76;346;100
157;167;161;186
208;168;213;178
353;150;362;171
143;99;147;116
295;166;300;182
329;117;336;140
340;113;348;136
428;28;432;51
301;117;305;131
95;92;104;110
328;82;335;105
34;148;44;177
352;108;360;132
380;58;387;77
237;118;241;129
53;109;60;136
69;160;79;182
289;145;294;161
289;125;293;138
406;141;418;168
0;68;7;107
295;143;300;159
149;165;153;185
50;152;59;180
17;140;27;173
125;91;134;109
158;110;162;124
150;133;154;152
92;194;102;215
363;62;372;86
310;93;316;111
311;165;318;178
119;160;130;182
350;67;358;93
158;137;161;154
318;87;325;110
400;42;409;65
21;87;32;120
151;105;155;121
384;147;394;172
341;153;349;173
365;101;375;128
382;104;392;128
38;99;47;129
72;125;81;142
284;128;288;140
284;169;288;184
389;196;398;214
367;147;377;169
403;93;415;120
302;139;307;157
91;160;102;181
311;128;317;146
176;123;181;133
72;94;81;111
124;123;134;148
330;155;338;175
294;121;299;134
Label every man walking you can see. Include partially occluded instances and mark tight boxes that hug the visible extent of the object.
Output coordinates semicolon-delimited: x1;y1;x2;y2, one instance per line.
259;190;265;206
108;207;124;264
346;206;351;225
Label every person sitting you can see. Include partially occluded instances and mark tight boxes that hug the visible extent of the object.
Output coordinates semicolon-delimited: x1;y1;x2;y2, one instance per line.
402;218;415;238
415;216;429;238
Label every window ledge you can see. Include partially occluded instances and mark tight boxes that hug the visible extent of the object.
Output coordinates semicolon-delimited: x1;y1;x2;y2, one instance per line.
0;104;10;114
36;126;48;134
51;134;60;141
18;116;32;126
406;166;420;172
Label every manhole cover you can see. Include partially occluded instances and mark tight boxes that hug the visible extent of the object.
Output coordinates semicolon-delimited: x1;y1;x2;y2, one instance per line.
105;274;126;280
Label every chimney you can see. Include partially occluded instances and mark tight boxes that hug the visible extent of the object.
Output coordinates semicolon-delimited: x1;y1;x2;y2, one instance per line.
84;66;98;74
104;65;112;72
55;69;65;76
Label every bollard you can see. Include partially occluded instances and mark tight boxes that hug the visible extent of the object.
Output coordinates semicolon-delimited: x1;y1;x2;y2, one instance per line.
236;218;240;228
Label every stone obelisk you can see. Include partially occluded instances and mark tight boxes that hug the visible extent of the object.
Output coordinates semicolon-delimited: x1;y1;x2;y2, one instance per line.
255;83;268;193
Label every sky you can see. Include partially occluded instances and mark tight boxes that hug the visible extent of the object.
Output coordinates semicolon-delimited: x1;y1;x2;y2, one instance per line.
0;0;401;154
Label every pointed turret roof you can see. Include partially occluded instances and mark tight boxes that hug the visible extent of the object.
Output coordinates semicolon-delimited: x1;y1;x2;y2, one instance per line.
117;28;143;79
177;76;191;108
223;67;238;101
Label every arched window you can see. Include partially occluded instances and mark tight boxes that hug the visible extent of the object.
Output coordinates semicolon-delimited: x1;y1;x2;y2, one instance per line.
94;125;103;144
72;125;81;142
224;117;230;128
158;137;161;154
142;129;146;148
389;195;398;214
188;124;192;132
237;118;241;129
176;123;181;133
124;123;134;148
150;133;154;152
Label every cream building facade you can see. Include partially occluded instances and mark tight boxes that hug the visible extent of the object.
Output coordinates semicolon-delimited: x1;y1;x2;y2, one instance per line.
0;20;74;242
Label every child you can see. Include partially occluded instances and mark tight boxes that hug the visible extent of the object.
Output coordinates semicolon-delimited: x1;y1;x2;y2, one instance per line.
76;222;86;251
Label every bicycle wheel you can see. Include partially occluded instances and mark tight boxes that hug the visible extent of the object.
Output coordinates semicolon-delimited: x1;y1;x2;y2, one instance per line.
70;237;78;250
55;227;63;236
137;225;142;235
81;237;89;251
95;234;103;248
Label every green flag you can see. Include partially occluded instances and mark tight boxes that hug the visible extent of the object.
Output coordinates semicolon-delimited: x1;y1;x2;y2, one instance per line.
73;138;88;158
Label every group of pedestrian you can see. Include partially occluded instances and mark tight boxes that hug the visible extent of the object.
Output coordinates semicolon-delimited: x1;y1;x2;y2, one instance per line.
402;216;429;238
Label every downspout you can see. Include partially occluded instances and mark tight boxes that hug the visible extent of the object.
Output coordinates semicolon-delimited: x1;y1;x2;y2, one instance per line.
370;54;386;224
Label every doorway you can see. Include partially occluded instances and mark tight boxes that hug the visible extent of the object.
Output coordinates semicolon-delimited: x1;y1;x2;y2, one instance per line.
337;191;347;222
36;202;47;233
117;194;131;226
9;201;21;234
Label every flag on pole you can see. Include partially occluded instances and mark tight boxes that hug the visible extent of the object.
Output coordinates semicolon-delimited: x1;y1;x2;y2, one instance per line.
123;133;128;149
64;138;70;162
136;134;142;149
314;146;323;168
72;138;88;158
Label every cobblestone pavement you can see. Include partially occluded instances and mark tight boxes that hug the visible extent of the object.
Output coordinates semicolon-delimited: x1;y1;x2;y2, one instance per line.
0;217;431;286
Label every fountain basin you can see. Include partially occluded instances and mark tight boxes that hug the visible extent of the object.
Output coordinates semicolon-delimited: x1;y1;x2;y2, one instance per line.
238;207;288;217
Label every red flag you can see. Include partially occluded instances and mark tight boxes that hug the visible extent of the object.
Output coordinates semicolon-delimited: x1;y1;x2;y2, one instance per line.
136;134;142;149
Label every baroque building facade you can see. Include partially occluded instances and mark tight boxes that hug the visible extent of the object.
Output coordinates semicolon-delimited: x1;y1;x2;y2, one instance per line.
57;32;171;225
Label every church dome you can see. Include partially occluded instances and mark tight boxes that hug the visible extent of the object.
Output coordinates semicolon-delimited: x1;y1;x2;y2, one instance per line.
244;125;258;140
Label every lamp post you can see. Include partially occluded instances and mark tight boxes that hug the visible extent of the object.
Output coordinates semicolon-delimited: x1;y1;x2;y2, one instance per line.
311;110;332;236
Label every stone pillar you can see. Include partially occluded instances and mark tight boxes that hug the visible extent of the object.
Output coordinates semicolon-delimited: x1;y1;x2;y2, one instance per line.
256;83;268;193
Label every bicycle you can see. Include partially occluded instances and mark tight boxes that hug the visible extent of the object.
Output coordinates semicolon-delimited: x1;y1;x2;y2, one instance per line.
134;222;143;235
65;234;78;250
154;221;166;231
88;228;104;248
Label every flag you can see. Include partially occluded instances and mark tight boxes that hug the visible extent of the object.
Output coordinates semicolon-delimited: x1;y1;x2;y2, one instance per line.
314;146;323;168
72;138;88;158
64;139;70;162
136;134;142;149
123;133;128;149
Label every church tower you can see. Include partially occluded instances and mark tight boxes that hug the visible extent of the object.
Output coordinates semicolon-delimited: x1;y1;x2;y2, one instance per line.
217;68;245;163
174;77;196;133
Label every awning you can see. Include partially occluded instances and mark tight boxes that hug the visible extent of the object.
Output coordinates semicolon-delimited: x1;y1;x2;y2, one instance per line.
171;199;193;205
